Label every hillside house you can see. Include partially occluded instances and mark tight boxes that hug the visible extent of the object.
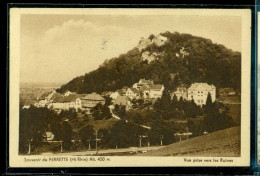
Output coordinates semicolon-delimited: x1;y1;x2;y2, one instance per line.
149;85;165;99
133;79;154;90
51;93;86;111
51;93;65;110
81;93;105;112
64;94;86;110
110;91;120;100
125;88;140;100
113;96;132;109
172;86;188;100
187;83;216;106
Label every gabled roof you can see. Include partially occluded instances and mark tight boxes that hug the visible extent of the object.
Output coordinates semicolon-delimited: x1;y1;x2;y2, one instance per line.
52;93;65;103
128;88;140;93
82;93;105;101
115;95;130;102
64;94;86;102
189;83;215;91
139;85;150;92
174;87;187;93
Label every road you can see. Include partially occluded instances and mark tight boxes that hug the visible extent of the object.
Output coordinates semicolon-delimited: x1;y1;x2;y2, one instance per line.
41;146;164;156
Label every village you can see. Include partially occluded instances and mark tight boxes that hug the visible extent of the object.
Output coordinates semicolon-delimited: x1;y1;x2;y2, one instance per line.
26;79;218;112
20;77;241;156
18;32;241;156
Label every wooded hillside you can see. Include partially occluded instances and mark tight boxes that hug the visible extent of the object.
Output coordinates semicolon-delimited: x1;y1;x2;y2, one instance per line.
57;32;241;94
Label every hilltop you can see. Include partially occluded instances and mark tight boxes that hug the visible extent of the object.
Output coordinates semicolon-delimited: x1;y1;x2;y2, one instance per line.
139;126;240;157
57;31;241;95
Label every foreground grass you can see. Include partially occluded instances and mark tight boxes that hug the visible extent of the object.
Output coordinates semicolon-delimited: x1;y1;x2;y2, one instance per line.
139;126;240;157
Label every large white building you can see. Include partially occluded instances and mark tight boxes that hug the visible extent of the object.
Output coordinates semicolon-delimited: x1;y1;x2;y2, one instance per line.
187;83;216;106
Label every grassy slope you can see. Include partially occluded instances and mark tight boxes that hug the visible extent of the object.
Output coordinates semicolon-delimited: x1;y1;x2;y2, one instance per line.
140;126;240;157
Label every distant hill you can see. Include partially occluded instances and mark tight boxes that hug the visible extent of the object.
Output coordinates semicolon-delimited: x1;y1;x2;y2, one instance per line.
57;32;241;94
139;126;240;157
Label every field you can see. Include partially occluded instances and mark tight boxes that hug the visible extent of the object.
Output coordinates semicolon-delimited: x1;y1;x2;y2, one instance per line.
139;126;240;157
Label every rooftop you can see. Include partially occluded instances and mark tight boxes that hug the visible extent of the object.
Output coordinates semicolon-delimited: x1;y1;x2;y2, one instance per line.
82;93;105;101
189;83;215;90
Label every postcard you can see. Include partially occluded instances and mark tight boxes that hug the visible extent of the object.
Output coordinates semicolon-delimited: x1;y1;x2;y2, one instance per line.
9;8;251;167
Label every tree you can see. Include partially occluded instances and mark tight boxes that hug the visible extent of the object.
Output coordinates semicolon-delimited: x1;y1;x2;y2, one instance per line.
148;34;155;40
148;119;176;145
19;106;61;154
79;125;95;149
91;103;103;120
98;128;110;149
59;109;77;120
61;121;73;151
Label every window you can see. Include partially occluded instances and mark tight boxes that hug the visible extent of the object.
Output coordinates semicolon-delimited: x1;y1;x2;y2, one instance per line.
197;100;200;103
201;100;203;103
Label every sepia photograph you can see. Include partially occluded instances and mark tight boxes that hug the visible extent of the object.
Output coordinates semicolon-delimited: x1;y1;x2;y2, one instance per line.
9;8;251;167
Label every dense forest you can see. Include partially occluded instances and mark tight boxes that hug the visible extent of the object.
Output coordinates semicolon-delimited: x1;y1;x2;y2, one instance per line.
57;31;241;94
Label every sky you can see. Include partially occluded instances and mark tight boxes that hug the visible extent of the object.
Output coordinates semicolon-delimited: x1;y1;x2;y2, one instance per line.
20;14;241;84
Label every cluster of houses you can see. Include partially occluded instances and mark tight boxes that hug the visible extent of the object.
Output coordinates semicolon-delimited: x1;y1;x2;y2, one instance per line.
27;78;217;112
103;79;165;109
33;91;105;113
172;83;216;106
30;79;164;112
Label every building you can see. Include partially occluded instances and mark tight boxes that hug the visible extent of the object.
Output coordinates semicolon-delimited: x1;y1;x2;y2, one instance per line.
51;93;66;110
125;88;140;100
187;83;216;106
133;79;154;90
81;93;105;111
110;91;120;100
149;85;165;99
172;86;188;100
113;96;132;109
51;93;86;111
64;94;86;110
